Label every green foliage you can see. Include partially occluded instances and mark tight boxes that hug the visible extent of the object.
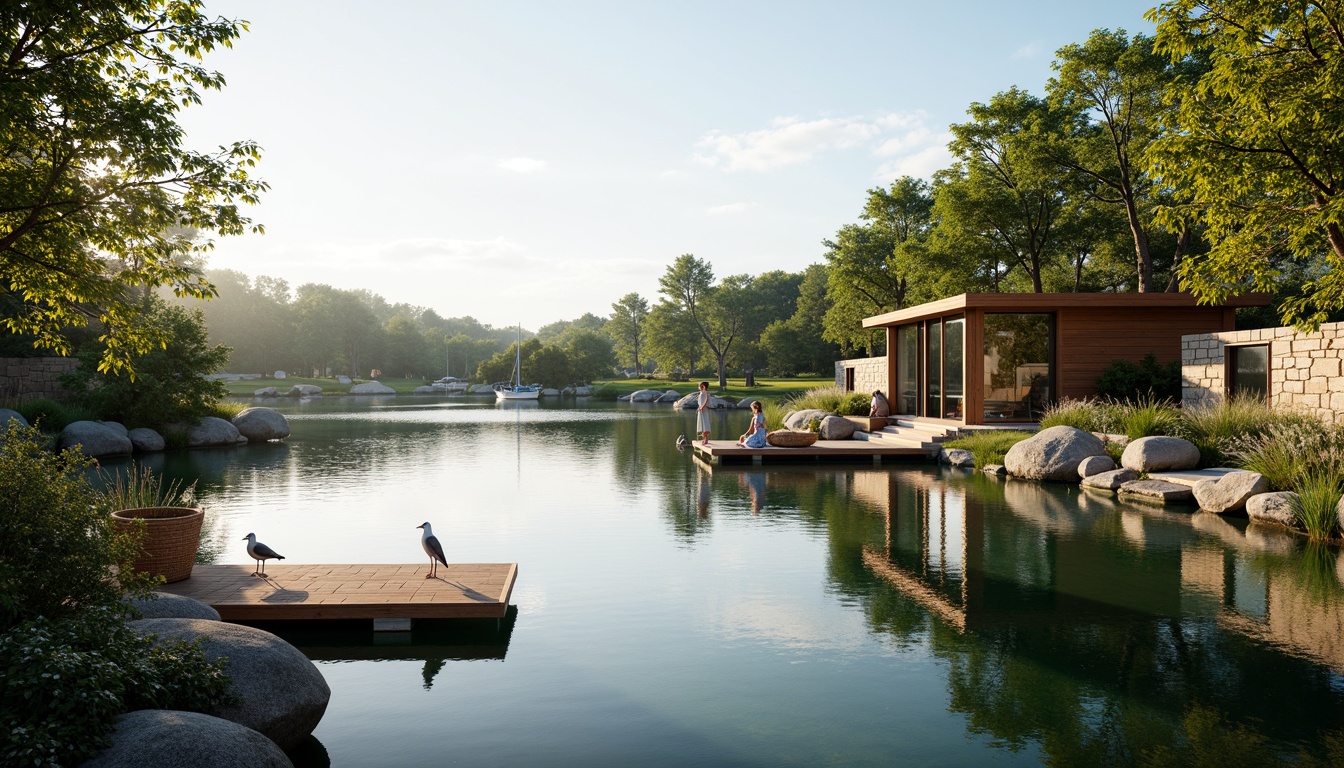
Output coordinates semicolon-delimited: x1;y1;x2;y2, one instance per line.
0;423;152;630
1039;398;1126;433
0;606;231;768
1148;1;1344;327
13;398;97;432
607;292;650;372
1117;396;1183;439
1291;469;1342;541
1094;354;1182;403
1184;397;1319;468
0;1;266;376
61;299;230;428
943;430;1033;467
785;386;870;416
1225;420;1344;492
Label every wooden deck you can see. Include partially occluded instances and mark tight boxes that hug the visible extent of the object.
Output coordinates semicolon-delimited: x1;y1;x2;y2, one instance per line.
692;439;934;464
158;563;517;621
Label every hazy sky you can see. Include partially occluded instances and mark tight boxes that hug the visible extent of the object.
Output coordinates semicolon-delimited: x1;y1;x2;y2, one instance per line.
180;0;1158;331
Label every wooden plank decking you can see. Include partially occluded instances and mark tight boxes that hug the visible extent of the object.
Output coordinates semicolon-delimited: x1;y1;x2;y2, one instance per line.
158;563;517;621
692;439;934;464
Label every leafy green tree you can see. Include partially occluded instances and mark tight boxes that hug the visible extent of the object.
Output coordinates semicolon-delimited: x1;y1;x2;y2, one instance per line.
62;298;229;427
383;314;428;378
1148;1;1344;326
607;292;650;373
644;302;703;377
564;330;616;383
524;344;571;389
293;284;381;377
537;313;607;343
823;178;933;355
0;1;266;375
1047;29;1192;292
476;337;542;384
657;254;751;388
176;269;295;374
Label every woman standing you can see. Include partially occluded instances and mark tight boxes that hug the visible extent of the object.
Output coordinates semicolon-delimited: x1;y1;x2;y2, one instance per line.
696;381;711;446
737;400;767;448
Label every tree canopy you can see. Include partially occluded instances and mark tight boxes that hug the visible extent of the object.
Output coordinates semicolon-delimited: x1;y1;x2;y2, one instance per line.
0;0;266;374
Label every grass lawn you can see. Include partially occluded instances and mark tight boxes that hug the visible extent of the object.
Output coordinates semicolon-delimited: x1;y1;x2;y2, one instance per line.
222;375;836;401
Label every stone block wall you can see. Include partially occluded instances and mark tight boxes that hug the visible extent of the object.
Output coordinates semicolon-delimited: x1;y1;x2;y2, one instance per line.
0;357;78;403
835;355;888;394
1182;322;1344;423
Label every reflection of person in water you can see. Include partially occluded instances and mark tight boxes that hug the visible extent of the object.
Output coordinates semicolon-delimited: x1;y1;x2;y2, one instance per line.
697;461;711;517
422;658;446;690
741;471;765;514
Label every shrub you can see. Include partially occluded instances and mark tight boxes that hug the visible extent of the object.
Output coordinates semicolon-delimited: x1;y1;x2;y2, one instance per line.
13;398;97;432
1040;398;1123;434
1118;396;1182;440
0;423;152;629
1094;354;1181;403
0;607;231;767
1224;421;1343;491
943;430;1033;466
1181;397;1317;467
786;386;871;416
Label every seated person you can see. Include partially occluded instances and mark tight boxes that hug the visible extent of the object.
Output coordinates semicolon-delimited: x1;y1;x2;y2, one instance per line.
870;389;890;418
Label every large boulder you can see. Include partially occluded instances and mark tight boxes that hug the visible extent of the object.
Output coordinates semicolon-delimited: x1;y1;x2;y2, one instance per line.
128;428;165;452
1121;436;1201;472
130;619;330;751
671;393;735;409
1003;426;1107;483
940;448;975;467
100;421;129;436
57;420;133;457
1118;479;1194;504
1192;471;1269;514
81;710;293;768
127;592;221;621
1077;455;1116;478
287;384;323;397
1246;491;1299;528
783;409;832;431
573;385;592;397
254;387;279;398
186;417;246;448
541;388;561;397
657;390;682;403
629;389;663;403
0;408;28;430
413;385;435;394
349;380;395;395
232;407;290;442
818;415;857;440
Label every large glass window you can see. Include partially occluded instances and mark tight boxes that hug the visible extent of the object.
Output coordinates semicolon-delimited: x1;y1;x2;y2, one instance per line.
926;320;942;417
982;313;1053;422
1229;345;1268;402
897;325;919;415
944;318;964;419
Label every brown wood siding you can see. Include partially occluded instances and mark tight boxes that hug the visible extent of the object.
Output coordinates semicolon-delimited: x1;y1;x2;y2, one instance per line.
1056;307;1230;400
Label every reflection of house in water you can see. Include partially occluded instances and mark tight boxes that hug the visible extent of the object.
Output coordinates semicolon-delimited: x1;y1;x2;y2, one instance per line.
858;470;1344;674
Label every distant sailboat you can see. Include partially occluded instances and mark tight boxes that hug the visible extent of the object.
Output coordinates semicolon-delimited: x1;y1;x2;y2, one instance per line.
495;325;541;401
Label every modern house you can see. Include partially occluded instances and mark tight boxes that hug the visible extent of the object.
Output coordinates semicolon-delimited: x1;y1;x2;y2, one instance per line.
840;292;1268;426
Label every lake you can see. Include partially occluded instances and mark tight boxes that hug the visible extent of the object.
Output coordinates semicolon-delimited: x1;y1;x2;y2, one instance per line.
121;397;1344;766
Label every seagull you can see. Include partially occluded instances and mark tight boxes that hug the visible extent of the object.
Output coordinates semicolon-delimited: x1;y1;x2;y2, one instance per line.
242;532;284;577
417;522;447;579
676;434;688;449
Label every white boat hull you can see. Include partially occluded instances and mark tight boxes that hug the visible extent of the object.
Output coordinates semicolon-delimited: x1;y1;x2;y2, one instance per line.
495;387;540;401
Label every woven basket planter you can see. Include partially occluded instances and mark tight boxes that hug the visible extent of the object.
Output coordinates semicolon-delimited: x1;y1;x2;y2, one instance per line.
111;506;204;583
766;430;819;448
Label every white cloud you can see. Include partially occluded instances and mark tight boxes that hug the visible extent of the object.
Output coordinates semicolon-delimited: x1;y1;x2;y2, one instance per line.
496;157;548;173
876;138;955;182
1012;41;1043;60
375;236;527;265
706;202;747;216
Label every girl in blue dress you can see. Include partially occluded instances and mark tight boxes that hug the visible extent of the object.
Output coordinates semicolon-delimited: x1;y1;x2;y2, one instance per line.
737;400;768;448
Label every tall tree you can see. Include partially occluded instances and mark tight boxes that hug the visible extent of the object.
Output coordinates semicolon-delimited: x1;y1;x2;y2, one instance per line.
1149;0;1344;327
607;292;650;373
644;302;702;378
0;1;266;374
1047;29;1190;292
657;254;750;389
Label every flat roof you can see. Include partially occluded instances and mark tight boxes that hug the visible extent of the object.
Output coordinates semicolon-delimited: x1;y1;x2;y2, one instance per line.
861;292;1271;328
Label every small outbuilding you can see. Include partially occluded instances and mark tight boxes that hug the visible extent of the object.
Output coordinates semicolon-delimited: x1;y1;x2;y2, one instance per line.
855;292;1268;426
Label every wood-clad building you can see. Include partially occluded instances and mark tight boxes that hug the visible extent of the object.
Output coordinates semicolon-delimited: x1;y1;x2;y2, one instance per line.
860;293;1269;426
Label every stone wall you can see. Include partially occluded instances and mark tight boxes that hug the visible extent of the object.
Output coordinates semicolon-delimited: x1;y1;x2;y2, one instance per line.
0;357;78;403
835;355;888;394
1182;322;1344;423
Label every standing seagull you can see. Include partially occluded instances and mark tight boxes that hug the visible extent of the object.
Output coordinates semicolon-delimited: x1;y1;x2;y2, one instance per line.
242;532;285;577
417;522;447;579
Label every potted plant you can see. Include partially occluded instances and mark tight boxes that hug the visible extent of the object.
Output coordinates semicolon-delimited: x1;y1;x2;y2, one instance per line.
106;466;203;583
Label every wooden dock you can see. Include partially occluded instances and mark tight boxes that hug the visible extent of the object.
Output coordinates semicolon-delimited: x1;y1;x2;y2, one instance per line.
692;439;934;464
158;563;517;622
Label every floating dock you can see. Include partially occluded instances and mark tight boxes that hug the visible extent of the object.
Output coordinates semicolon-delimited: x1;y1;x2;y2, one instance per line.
158;563;517;623
692;439;935;465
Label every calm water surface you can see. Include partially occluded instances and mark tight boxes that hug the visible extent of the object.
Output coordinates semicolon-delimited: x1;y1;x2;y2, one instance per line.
119;397;1344;766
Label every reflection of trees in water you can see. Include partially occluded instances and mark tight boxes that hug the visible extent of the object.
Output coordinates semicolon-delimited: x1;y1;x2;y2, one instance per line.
821;467;1344;765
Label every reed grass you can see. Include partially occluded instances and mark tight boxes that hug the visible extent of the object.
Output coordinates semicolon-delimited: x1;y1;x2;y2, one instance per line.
784;386;871;417
101;465;197;510
942;430;1033;467
1289;468;1342;541
1117;396;1183;439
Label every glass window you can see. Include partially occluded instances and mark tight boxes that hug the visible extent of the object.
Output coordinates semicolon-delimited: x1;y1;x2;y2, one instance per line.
897;325;919;415
1230;345;1268;402
982;313;1053;422
944;318;964;420
926;320;942;418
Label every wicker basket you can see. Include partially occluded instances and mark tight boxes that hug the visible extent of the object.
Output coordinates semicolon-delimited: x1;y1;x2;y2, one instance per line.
111;506;204;583
767;430;819;448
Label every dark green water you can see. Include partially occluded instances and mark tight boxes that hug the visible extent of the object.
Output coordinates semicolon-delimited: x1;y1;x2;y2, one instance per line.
118;397;1344;766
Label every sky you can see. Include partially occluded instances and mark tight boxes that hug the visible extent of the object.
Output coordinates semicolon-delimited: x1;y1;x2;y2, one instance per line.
179;0;1159;332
